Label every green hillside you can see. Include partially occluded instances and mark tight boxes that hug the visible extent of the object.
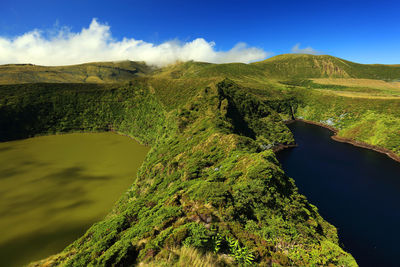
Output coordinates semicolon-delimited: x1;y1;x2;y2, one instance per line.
0;61;152;84
2;54;400;86
152;54;400;81
253;54;400;80
2;54;400;266
1;79;356;266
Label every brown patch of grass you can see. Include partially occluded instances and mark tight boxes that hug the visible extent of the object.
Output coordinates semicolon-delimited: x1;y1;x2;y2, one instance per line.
315;89;400;99
191;133;238;155
312;78;400;90
138;246;234;267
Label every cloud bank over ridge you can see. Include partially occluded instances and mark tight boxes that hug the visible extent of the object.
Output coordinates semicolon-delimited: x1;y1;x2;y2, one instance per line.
0;19;269;67
291;43;320;55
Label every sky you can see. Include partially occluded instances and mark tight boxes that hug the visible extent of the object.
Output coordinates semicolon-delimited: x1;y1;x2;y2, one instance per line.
0;0;399;66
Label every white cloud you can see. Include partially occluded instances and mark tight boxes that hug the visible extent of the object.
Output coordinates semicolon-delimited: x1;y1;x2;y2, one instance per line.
0;19;269;67
291;43;320;55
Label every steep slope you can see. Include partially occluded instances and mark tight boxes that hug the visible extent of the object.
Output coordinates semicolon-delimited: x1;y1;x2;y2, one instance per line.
291;88;400;157
0;79;164;144
1;79;356;266
2;54;400;86
0;61;153;84
154;61;264;80
253;54;400;80
3;55;400;266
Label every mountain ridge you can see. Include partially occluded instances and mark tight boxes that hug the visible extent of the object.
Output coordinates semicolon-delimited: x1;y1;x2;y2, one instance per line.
0;60;153;84
2;53;400;85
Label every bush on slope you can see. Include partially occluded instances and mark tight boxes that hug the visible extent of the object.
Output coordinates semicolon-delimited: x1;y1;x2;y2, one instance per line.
29;80;356;266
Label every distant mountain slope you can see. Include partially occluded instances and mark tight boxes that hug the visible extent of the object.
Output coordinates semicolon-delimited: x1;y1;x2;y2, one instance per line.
0;61;153;84
155;54;400;81
253;54;400;80
153;61;264;79
1;54;400;85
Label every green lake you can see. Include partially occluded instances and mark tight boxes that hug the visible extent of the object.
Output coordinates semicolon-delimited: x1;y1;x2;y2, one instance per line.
0;132;149;266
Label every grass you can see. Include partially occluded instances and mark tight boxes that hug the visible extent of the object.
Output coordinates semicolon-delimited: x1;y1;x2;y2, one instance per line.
0;61;152;84
289;88;400;155
5;53;400;266
3;53;400;87
315;89;400;99
138;246;234;267
312;78;400;90
253;54;400;80
13;79;356;266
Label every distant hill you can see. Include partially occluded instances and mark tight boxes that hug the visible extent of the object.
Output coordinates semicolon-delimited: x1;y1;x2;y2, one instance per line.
0;61;153;84
154;54;400;81
253;54;400;80
1;54;400;85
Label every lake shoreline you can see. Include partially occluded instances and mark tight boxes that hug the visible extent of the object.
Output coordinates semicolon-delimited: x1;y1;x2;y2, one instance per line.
272;143;298;153
277;120;400;266
0;132;150;267
284;119;400;163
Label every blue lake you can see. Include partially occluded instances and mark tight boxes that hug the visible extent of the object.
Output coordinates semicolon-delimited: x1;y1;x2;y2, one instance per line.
277;121;400;267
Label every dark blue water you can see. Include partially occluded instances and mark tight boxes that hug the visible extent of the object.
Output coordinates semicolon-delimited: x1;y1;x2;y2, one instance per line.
276;121;400;267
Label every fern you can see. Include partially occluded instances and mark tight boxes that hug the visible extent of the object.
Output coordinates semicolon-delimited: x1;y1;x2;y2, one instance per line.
226;236;255;266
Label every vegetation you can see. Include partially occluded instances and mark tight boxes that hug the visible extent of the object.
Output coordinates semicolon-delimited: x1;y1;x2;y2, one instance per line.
253;54;400;80
3;53;400;266
1;77;357;266
0;79;164;144
0;61;152;84
292;88;400;155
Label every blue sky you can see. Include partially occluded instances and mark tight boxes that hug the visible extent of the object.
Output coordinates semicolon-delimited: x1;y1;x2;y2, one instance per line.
1;0;399;65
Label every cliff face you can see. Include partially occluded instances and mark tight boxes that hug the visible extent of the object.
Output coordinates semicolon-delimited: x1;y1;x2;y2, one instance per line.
1;79;355;266
253;54;400;80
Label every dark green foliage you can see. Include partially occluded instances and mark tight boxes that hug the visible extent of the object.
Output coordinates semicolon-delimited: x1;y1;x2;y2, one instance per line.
211;233;222;254
217;79;294;147
182;223;210;248
0;80;165;145
290;88;400;155
226;236;255;266
2;79;355;266
4;56;400;266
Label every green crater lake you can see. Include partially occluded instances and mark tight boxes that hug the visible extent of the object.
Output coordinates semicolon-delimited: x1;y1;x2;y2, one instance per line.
0;132;149;267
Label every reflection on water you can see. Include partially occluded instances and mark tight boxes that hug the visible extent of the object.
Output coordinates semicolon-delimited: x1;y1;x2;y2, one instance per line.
277;121;400;267
0;132;149;267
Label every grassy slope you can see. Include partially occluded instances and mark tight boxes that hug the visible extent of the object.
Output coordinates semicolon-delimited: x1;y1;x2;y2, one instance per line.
1;79;356;266
0;79;164;145
2;54;400;86
153;57;400;159
253;54;400;80
312;78;400;91
0;61;152;84
292;88;400;155
3;54;400;266
261;76;400;157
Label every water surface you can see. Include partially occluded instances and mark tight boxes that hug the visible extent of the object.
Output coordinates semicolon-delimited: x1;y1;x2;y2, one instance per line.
0;132;149;266
277;121;400;267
